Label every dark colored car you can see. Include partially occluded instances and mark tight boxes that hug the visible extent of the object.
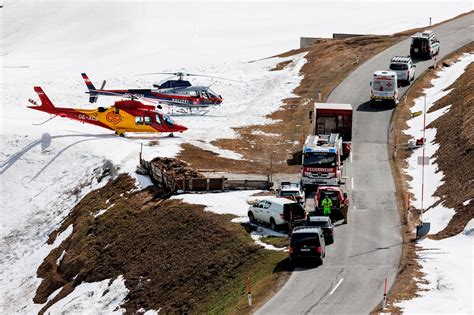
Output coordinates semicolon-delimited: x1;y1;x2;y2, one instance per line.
307;216;334;245
289;226;326;264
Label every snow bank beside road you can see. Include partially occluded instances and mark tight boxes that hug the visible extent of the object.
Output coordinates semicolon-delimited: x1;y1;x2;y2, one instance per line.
397;220;474;313
396;54;473;312
404;53;473;233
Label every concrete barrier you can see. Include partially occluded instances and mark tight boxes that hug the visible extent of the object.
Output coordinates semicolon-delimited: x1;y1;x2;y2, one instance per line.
300;37;323;48
332;33;365;39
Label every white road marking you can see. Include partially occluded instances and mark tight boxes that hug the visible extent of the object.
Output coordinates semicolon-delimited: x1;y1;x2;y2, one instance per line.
351;177;354;190
329;278;344;295
350;151;353;163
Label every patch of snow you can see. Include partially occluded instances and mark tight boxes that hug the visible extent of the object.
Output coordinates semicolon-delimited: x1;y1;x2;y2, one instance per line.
396;219;474;313
463;199;471;206
133;173;154;189
251;227;288;251
404;53;472;233
94;203;115;218
56;250;66;266
46;286;63;304
45;276;129;314
252;130;280;137
171;190;262;217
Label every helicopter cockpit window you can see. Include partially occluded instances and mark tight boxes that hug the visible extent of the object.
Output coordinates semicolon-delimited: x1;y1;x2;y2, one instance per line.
135;117;144;125
144;116;152;125
155;114;162;125
163;115;174;125
201;91;209;99
190;90;198;97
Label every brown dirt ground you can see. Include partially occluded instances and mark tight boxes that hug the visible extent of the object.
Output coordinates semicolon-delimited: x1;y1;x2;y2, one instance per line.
34;174;288;314
381;42;473;312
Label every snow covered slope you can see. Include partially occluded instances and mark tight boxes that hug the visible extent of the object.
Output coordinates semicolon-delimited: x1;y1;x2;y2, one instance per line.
1;1;472;313
396;54;473;313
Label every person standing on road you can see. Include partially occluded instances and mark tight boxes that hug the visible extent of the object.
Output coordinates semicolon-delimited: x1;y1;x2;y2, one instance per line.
322;194;332;216
342;192;349;224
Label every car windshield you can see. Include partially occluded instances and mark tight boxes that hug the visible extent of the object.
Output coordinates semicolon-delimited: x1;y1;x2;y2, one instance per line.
389;63;408;71
280;191;300;197
163;115;174;125
304;152;336;167
291;233;319;245
310;220;325;226
373;79;395;91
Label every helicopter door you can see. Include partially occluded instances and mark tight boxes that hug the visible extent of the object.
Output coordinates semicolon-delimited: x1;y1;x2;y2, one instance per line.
155;114;162;125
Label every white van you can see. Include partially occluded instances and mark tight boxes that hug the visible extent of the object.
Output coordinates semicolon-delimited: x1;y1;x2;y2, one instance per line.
389;56;416;84
410;30;440;59
248;197;306;231
370;70;398;105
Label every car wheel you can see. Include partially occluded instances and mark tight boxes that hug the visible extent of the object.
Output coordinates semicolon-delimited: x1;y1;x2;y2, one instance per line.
270;218;277;231
248;212;256;224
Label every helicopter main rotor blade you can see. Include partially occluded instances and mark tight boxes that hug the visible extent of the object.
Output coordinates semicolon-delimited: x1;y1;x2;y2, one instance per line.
136;72;242;83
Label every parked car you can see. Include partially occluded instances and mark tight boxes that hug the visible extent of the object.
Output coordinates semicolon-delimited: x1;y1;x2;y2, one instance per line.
248;197;306;231
307;216;334;245
276;181;305;205
410;30;440;59
389;56;416;85
289;226;326;264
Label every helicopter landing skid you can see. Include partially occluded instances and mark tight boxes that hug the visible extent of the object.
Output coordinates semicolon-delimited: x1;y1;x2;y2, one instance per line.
168;106;210;116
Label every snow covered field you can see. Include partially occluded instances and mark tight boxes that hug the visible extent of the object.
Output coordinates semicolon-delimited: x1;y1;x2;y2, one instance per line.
396;54;473;313
1;0;472;313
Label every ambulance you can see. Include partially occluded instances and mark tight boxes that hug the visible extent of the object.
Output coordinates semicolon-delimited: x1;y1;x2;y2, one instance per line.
370;70;398;105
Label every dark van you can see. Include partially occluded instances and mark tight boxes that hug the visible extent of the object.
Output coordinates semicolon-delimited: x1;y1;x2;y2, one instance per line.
289;226;326;264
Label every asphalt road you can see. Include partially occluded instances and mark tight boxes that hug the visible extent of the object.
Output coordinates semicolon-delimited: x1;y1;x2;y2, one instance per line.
258;12;473;315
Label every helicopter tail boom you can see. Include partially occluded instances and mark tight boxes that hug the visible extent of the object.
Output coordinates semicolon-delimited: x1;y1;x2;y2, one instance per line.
81;72;102;103
28;86;56;112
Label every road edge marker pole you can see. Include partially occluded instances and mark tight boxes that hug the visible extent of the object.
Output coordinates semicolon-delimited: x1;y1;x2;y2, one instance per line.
247;272;252;307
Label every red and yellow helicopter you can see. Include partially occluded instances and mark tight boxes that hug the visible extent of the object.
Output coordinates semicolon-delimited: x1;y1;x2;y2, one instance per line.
81;72;237;115
28;87;188;137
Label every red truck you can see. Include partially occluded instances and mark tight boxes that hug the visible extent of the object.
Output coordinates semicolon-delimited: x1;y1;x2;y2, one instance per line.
310;103;353;158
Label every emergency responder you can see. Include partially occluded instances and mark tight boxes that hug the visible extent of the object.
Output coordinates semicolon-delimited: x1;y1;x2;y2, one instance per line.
342;192;349;224
322;194;332;216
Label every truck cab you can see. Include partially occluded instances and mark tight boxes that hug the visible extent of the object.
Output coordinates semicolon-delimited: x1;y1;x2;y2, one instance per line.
370;70;398;106
301;134;342;188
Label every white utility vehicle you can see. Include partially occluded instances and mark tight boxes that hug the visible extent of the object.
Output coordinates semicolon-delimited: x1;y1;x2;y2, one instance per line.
410;30;440;59
276;182;305;205
248;197;306;231
370;70;398;106
389;56;416;84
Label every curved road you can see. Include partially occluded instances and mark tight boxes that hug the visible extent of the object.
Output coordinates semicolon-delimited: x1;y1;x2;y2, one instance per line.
258;12;473;314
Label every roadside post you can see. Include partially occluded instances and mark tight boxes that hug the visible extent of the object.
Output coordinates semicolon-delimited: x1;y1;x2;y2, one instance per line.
382;277;387;310
429;17;432;26
247;272;252;306
416;96;431;239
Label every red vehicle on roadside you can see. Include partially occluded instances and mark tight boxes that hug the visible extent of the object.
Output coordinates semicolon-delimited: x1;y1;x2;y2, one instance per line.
313;185;348;222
